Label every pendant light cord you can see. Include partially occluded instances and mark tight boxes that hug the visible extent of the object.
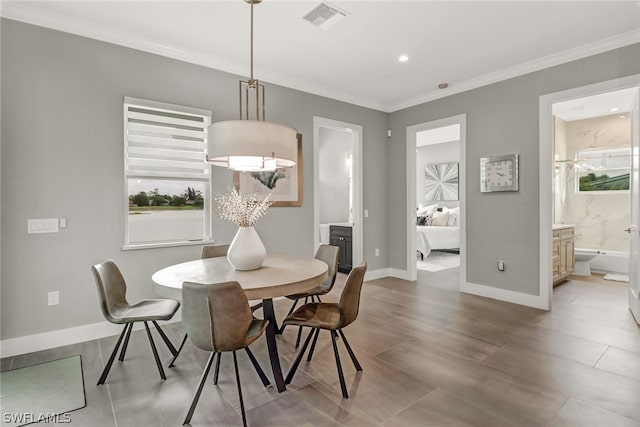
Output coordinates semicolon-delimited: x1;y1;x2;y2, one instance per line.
249;1;255;86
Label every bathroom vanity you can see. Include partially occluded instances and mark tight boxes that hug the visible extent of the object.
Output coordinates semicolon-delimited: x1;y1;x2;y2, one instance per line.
553;224;575;286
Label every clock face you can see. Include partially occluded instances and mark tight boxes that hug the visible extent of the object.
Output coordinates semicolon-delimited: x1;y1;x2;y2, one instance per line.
486;160;513;187
480;154;518;192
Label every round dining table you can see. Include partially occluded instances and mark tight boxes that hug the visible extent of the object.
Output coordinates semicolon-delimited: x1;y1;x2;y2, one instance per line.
152;254;328;393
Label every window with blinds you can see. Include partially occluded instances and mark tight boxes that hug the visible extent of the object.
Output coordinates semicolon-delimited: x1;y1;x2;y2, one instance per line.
124;97;213;249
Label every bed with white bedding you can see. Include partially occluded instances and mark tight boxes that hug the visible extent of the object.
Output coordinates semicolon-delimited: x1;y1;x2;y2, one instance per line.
417;225;460;258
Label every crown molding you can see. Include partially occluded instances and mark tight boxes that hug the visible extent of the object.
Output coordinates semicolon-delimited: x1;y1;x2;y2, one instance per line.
2;2;639;114
388;29;640;112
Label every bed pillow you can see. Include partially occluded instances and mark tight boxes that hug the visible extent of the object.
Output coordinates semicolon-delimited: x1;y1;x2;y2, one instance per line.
416;215;430;226
417;203;438;216
446;207;460;226
431;211;450;227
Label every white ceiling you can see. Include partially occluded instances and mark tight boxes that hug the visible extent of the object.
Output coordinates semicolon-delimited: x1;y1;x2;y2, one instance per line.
553;87;639;121
2;1;640;112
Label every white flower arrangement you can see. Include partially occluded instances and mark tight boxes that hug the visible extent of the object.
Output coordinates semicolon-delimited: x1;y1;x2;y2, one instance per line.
214;186;272;227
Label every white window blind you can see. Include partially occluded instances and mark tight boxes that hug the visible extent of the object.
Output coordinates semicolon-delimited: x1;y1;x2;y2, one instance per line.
123;97;213;250
124;97;211;181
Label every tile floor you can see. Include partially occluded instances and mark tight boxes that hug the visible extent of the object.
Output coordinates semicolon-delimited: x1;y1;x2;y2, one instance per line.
2;270;639;426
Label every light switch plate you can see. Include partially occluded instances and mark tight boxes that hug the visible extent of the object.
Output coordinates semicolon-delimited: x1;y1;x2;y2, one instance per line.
27;218;59;234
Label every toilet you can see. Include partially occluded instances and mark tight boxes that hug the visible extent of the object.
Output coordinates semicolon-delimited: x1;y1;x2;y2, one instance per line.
573;249;598;276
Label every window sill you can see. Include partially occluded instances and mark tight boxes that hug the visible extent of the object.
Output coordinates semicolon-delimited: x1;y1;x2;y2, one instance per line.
122;239;215;251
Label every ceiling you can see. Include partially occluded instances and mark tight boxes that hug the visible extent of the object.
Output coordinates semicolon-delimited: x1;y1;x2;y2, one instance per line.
2;1;639;112
553;87;638;121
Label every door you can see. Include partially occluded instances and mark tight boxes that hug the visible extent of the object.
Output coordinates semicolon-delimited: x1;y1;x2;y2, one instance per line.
629;91;640;324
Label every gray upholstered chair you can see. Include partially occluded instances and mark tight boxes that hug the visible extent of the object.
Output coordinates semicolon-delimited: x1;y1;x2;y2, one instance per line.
283;261;367;399
168;243;231;368
182;281;270;427
279;244;340;347
200;243;229;259
91;260;180;385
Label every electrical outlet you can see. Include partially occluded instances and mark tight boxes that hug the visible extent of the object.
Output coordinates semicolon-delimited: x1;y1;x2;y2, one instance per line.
497;261;505;272
364;209;369;218
48;291;59;306
375;248;380;257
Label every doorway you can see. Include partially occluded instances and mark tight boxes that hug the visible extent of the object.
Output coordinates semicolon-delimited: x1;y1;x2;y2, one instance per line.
405;114;467;282
313;117;364;271
539;75;640;320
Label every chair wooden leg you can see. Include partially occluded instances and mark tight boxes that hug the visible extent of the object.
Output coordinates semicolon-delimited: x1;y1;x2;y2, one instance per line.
244;347;270;387
182;351;216;425
306;328;320;362
168;333;188;368
338;329;362;371
330;330;348;399
152;320;178;356
285;328;315;384
232;351;248;427
279;298;299;334
144;321;166;381
97;324;128;385
118;323;133;362
213;352;222;385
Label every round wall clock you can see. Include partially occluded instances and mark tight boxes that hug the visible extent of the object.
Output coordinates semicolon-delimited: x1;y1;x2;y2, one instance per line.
480;154;519;192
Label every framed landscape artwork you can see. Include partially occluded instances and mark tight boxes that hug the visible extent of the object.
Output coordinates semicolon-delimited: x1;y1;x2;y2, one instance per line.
425;162;459;201
234;134;303;207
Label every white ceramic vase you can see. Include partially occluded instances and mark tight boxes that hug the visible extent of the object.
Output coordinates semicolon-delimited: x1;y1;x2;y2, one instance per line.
227;226;267;271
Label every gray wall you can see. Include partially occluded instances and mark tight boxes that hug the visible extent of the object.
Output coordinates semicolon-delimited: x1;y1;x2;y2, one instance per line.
389;43;640;295
319;127;353;224
0;19;389;340
416;141;460;209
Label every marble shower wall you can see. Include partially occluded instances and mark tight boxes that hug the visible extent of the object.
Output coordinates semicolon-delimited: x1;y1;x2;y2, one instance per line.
555;114;631;252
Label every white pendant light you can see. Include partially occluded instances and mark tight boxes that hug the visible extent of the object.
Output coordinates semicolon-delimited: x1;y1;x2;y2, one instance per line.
207;0;297;172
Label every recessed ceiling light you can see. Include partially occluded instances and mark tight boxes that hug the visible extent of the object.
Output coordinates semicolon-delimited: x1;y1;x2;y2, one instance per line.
438;83;449;89
620;115;626;119
398;55;409;62
610;107;619;112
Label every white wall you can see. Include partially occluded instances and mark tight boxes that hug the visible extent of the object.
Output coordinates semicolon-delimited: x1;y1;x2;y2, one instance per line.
555;114;631;252
416;140;460;209
319;128;353;224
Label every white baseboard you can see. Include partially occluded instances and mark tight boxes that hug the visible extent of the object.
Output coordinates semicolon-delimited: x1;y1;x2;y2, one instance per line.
388;268;412;281
461;281;549;310
1;314;182;358
364;268;390;281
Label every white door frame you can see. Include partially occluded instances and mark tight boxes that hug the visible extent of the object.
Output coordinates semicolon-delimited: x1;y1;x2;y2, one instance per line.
313;117;364;269
629;91;640;324
406;114;466;283
539;74;640;311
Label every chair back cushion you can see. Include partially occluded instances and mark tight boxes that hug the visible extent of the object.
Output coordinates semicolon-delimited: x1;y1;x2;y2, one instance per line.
91;260;128;323
182;281;253;352
201;244;230;259
315;244;340;292
338;261;367;328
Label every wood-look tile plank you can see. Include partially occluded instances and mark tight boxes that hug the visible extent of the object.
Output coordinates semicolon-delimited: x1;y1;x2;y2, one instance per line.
383;388;518;427
595;346;640;381
482;345;640;421
534;314;640;354
504;327;609;366
546;397;640;427
551;300;631;329
377;338;497;394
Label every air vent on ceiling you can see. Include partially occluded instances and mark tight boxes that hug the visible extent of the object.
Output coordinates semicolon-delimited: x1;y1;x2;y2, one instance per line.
303;2;349;31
